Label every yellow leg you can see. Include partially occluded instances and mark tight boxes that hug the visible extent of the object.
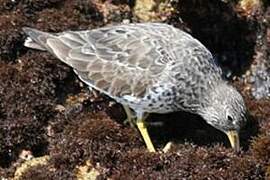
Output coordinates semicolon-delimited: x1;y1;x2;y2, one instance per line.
123;105;136;127
136;118;156;152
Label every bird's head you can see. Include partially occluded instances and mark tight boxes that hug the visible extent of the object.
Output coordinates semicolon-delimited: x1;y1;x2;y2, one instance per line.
198;83;247;152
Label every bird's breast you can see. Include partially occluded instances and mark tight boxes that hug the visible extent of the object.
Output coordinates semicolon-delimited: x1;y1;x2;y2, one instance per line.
115;83;178;114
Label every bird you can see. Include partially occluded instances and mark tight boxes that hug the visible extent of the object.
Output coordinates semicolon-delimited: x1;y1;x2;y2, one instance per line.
23;23;247;152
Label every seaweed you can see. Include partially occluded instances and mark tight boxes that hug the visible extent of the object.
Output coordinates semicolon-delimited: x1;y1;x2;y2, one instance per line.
0;0;269;179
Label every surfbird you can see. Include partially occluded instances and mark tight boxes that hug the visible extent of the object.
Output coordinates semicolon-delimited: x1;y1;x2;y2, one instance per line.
23;23;247;152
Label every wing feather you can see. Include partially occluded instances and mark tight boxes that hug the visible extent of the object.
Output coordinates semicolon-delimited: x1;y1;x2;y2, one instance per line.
23;24;179;98
46;38;70;61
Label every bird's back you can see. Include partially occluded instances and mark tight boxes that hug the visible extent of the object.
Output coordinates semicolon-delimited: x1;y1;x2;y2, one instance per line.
23;23;222;113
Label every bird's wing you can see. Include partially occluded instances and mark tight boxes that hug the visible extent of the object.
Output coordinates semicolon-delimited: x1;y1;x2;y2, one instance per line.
23;23;179;98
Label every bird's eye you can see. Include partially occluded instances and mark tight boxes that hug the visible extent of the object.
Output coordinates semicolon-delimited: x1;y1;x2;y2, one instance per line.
227;115;233;122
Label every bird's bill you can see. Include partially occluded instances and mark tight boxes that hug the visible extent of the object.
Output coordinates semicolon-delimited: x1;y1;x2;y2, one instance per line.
226;130;240;152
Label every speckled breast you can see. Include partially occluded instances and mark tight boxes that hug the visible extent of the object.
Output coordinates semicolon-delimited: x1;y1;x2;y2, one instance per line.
115;83;178;114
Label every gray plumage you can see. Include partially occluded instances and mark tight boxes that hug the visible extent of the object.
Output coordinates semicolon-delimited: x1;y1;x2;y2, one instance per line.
23;23;247;151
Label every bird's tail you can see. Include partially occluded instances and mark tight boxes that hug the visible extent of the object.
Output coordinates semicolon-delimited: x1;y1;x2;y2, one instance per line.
22;27;54;51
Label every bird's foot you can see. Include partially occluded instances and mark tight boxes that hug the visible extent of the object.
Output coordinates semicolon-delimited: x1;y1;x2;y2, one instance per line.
162;141;173;153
